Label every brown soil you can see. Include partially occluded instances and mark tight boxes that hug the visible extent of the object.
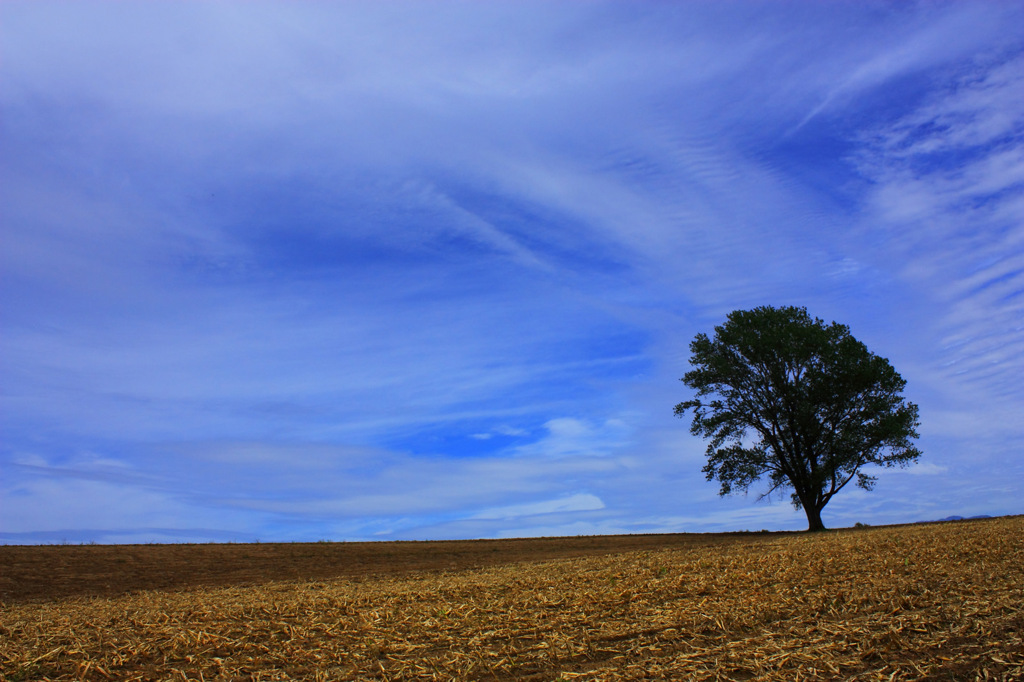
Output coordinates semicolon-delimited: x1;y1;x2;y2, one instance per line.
0;531;778;605
2;520;1019;680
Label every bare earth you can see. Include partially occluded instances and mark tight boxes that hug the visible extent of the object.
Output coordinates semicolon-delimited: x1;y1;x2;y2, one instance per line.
1;518;1021;681
0;531;772;605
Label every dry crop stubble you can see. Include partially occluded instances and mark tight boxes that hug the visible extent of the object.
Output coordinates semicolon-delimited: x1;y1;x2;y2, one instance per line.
1;517;1022;681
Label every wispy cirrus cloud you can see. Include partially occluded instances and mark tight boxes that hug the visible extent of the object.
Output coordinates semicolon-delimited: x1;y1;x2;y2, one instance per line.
853;52;1024;400
2;2;1022;543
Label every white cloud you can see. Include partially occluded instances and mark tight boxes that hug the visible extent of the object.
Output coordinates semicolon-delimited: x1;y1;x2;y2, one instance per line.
470;493;605;521
853;52;1024;401
2;2;1022;542
898;462;949;476
494;425;530;437
511;417;632;459
793;4;1017;131
0;477;244;534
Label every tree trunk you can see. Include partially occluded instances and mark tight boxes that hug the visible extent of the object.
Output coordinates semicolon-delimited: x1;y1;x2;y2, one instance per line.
804;505;827;532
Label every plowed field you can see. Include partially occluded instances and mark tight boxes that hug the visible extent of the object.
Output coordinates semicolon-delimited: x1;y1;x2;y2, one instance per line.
2;517;1021;681
0;532;775;605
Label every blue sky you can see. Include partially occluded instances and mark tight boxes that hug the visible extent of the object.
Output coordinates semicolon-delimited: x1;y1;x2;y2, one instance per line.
2;2;1022;544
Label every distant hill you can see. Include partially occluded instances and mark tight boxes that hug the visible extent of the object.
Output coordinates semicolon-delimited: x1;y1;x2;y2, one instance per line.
925;515;993;523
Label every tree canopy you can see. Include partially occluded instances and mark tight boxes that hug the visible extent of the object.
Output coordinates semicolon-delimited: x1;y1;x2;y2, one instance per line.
675;305;921;531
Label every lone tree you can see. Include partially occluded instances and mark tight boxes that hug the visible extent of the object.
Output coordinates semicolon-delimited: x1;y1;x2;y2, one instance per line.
675;305;921;531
